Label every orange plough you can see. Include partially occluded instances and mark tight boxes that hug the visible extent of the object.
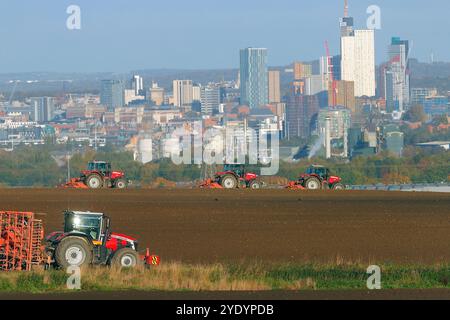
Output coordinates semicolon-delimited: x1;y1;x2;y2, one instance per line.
61;178;89;189
199;178;223;189
285;181;306;190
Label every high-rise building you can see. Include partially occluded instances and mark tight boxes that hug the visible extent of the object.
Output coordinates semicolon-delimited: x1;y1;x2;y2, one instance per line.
329;80;356;112
293;62;312;80
200;85;220;115
285;86;319;139
100;80;124;111
268;70;281;103
30;97;55;122
385;37;410;112
304;75;327;96
132;75;144;96
192;84;202;102
239;48;268;109
149;82;165;106
339;1;375;98
173;80;193;110
340;0;354;37
340;16;354;37
341;29;376;97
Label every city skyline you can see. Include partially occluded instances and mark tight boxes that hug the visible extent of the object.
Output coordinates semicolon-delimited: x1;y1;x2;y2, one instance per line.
0;0;449;73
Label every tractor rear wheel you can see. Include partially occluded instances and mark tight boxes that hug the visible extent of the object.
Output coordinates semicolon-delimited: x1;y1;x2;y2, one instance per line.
86;174;103;189
249;180;262;189
55;237;92;268
305;177;321;190
111;248;140;268
114;179;127;189
333;183;345;190
220;175;238;189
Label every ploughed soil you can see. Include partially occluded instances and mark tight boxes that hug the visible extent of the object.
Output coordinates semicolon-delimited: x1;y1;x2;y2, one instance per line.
0;188;449;265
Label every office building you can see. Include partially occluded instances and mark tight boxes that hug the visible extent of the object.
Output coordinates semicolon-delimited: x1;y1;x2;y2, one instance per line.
200;85;220;115
30;97;55;122
149;82;165;106
294;62;312;80
100;80;124;111
173;80;193;110
240;48;268;109
192;84;201;102
132;75;144;96
385;37;410;112
268;70;281;103
285;85;319;139
329;80;356;112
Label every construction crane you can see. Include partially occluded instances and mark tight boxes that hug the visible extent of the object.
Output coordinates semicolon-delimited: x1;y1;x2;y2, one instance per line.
344;0;349;18
324;41;337;108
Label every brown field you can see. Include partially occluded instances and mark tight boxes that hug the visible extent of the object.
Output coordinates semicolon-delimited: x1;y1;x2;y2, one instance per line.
0;188;449;265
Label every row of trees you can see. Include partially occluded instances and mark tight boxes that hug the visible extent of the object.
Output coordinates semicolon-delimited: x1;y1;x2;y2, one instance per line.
0;144;448;187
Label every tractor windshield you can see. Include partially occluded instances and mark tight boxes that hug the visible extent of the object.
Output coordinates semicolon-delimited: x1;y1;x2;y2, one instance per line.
88;162;111;173
306;166;329;179
64;213;103;241
224;164;245;176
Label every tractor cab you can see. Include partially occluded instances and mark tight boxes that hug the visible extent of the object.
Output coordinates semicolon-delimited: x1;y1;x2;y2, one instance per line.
87;161;111;176
63;211;110;245
223;164;245;178
305;165;330;180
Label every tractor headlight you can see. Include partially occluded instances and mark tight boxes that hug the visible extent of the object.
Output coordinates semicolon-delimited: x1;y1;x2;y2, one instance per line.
73;217;81;226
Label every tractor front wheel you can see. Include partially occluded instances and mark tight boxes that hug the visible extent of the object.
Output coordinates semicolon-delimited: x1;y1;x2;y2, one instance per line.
220;175;238;189
249;180;262;189
114;179;127;189
305;177;321;190
55;237;92;268
333;183;345;190
111;248;140;268
86;174;103;189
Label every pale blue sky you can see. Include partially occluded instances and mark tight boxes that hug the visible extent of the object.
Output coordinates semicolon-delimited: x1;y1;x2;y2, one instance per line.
0;0;448;72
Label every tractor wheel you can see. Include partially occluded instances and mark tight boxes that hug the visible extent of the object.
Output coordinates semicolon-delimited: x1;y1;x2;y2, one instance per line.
333;183;345;191
111;248;140;268
220;175;238;189
114;179;127;189
55;237;92;268
249;180;262;189
305;177;321;190
86;174;103;189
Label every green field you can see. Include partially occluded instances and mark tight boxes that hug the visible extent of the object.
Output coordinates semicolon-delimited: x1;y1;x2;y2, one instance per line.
1;262;450;293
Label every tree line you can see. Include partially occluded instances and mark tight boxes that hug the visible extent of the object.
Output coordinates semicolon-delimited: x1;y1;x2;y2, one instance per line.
0;144;448;187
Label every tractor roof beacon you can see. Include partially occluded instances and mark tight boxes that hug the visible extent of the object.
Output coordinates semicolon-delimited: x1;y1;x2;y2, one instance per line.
45;211;157;269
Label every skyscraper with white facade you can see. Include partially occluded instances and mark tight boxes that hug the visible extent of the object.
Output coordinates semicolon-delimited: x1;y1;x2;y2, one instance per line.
341;29;376;97
240;48;268;109
132;75;144;96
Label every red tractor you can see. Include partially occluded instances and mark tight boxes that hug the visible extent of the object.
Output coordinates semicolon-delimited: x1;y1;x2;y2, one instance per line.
45;211;159;269
201;164;263;189
287;165;345;190
73;161;127;189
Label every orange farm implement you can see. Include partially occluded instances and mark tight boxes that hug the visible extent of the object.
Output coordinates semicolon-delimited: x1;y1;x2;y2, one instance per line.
0;211;44;271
